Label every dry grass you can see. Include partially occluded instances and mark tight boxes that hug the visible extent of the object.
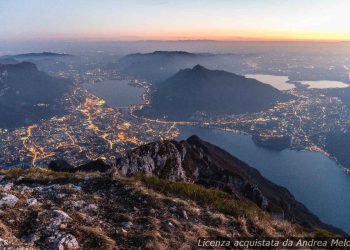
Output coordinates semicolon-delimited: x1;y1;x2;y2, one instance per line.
135;174;268;220
77;226;117;250
0;167;73;180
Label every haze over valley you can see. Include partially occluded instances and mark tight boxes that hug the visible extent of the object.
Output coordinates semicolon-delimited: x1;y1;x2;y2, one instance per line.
1;1;350;249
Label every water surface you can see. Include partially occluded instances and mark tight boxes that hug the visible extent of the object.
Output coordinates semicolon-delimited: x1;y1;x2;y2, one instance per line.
178;125;350;233
245;74;295;90
84;79;143;107
299;80;349;89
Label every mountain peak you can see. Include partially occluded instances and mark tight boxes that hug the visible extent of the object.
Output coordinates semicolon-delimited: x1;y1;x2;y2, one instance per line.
192;64;207;71
185;134;203;144
139;63;291;120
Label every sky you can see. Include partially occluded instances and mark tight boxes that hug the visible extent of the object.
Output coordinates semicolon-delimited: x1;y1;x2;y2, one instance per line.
1;0;350;42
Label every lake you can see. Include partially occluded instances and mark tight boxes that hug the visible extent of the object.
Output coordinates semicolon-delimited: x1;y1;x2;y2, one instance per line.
299;80;349;89
84;79;144;107
245;74;295;90
178;125;350;234
246;74;349;90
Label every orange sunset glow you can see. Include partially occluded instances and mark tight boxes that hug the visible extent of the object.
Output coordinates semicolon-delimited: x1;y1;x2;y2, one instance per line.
1;0;350;42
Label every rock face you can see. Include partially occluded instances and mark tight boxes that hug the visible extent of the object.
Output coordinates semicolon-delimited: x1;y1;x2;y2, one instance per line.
118;140;196;182
118;135;339;233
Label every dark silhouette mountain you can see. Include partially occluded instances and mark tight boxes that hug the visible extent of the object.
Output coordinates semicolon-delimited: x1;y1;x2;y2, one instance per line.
323;131;350;168
0;62;72;128
13;52;70;58
0;52;70;64
139;65;291;120
118;51;219;82
117;135;344;235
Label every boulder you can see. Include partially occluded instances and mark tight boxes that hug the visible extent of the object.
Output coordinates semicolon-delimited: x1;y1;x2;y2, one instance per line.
56;234;79;250
0;193;19;207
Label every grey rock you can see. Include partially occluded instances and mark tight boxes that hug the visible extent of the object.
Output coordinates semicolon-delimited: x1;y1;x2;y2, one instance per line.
118;141;193;181
51;210;72;227
56;234;79;250
26;198;38;207
1;182;14;191
85;203;98;212
121;221;133;228
182;210;189;220
0;193;19;207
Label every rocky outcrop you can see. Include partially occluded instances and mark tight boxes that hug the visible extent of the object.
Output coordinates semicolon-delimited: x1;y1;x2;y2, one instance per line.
0;193;19;207
117;140;196;182
118;135;343;234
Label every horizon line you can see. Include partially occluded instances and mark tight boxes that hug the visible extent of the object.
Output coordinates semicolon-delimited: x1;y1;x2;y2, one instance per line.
1;38;350;43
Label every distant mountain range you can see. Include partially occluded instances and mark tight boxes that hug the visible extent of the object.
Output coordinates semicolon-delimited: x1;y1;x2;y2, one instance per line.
118;51;211;82
0;62;72;128
118;50;246;83
0;52;70;64
139;65;291;120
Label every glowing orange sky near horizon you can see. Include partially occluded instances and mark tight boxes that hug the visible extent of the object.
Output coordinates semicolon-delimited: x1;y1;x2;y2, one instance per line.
18;29;350;43
1;0;350;42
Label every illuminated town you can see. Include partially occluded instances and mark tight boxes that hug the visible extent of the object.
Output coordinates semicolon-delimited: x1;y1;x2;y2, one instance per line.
1;63;350;170
0;68;180;168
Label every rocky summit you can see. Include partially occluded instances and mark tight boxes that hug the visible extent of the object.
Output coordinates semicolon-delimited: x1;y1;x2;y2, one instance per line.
0;136;344;249
117;135;342;234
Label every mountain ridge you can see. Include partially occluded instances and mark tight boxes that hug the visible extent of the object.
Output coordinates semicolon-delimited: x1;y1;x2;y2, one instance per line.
116;135;344;235
139;65;291;120
0;62;71;128
0;136;344;249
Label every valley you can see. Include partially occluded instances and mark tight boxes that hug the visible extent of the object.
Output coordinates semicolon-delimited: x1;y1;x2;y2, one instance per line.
1;49;350;235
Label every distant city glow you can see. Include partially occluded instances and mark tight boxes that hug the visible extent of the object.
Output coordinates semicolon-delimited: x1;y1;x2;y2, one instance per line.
1;0;350;41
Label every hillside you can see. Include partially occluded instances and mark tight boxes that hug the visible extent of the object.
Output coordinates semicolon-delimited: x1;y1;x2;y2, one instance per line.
0;62;71;128
117;135;342;235
139;65;291;120
0;166;338;250
0;136;345;249
119;51;212;83
324;131;350;168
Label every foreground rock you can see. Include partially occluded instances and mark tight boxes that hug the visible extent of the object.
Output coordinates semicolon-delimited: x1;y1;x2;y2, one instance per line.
0;193;19;207
0;166;336;249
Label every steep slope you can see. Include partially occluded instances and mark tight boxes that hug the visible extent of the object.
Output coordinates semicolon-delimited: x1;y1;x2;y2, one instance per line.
0;167;338;249
118;135;343;235
139;65;291;120
324;130;350;168
0;62;71;128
